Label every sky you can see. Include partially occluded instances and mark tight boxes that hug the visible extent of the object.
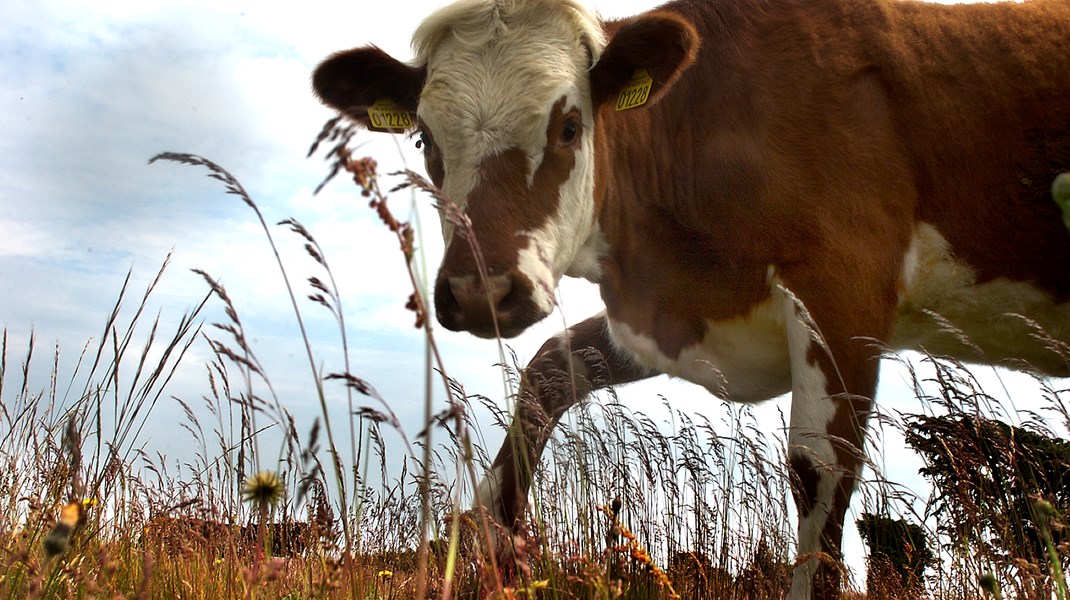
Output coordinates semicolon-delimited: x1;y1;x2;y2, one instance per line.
0;0;641;468
1;0;1063;586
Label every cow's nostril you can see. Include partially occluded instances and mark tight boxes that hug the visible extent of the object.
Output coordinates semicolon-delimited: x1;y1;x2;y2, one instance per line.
496;281;522;314
434;275;462;320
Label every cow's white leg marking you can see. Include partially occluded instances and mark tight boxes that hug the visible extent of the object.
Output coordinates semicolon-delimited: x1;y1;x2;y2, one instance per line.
475;463;509;523
780;285;852;600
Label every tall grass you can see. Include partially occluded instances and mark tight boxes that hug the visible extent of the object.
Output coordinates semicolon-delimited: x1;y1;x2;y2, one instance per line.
0;256;208;598
2;143;1069;599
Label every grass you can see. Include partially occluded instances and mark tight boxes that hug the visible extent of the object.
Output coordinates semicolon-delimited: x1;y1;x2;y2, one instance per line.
2;140;1069;598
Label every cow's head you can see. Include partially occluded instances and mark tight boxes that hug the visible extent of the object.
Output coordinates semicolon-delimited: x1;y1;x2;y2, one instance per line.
314;0;698;338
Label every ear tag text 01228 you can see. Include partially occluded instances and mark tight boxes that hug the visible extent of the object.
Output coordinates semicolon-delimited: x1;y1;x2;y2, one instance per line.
367;98;413;131
615;69;653;111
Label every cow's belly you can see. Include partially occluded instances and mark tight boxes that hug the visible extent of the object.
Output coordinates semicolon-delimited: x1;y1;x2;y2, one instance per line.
606;297;793;403
891;223;1070;377
603;222;1070;397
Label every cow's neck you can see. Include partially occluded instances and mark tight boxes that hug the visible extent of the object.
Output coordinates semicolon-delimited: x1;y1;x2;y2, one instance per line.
588;101;777;367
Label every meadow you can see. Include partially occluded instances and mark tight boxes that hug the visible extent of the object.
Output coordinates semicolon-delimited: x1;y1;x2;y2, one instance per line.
3;140;1070;599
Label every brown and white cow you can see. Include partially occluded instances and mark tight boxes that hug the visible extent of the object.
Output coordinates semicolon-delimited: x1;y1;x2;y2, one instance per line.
313;0;1070;596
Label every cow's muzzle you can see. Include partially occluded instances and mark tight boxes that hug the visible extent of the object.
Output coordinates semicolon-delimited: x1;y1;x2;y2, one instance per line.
434;271;546;338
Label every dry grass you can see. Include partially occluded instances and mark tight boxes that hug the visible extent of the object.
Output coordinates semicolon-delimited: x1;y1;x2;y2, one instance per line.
2;147;1069;599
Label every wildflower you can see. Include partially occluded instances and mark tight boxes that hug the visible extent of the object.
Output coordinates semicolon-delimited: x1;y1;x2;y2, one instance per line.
979;572;1002;600
598;504;679;599
43;501;86;558
377;569;393;579
242;471;285;509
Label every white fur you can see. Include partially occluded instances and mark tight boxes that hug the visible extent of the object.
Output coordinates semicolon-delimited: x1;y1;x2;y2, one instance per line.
780;284;846;600
510;87;602;304
515;237;558;316
413;0;605;288
564;223;606;280
893;223;1070;376
606;293;793;403
474;463;509;523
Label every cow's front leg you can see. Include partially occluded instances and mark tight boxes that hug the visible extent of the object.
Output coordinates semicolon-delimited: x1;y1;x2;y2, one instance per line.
779;283;890;600
475;312;655;528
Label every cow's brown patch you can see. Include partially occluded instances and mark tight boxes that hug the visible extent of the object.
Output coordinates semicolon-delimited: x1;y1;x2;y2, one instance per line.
434;97;582;337
788;453;819;520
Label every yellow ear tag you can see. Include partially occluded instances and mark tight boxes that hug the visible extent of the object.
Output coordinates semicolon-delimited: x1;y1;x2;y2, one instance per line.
367;98;413;131
615;69;653;111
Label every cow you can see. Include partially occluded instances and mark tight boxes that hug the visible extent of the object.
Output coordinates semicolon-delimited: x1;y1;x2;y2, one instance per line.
311;0;1070;596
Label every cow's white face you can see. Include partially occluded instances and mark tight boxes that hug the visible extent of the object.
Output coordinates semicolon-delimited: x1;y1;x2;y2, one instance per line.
313;0;698;338
412;2;605;337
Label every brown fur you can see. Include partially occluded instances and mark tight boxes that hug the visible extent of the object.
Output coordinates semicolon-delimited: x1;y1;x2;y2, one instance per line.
598;0;1070;352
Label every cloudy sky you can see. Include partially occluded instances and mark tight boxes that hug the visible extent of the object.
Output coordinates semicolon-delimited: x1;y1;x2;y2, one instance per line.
1;0;1060;582
0;0;660;468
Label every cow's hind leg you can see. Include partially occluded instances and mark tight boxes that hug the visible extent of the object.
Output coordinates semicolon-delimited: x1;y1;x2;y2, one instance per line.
779;284;888;600
475;313;654;527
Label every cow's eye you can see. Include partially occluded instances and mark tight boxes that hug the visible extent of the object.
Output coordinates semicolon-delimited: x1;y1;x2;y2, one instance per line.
559;120;580;146
416;130;433;152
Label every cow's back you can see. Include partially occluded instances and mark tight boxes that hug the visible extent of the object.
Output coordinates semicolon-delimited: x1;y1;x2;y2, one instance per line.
874;0;1070;294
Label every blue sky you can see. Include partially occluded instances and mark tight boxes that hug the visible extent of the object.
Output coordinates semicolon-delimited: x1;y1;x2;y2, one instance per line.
1;0;1062;584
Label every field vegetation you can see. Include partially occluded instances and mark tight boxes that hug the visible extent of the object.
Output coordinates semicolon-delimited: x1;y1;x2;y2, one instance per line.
2;141;1069;598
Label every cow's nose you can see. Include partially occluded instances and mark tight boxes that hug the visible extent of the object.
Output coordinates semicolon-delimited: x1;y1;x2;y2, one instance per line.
433;269;553;338
448;274;514;316
435;273;521;338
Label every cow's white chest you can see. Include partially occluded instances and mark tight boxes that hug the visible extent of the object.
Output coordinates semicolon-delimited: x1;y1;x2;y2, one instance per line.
606;296;793;403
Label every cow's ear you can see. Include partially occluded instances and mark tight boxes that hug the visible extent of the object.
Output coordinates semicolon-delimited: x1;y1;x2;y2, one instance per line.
312;46;426;130
590;13;699;110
